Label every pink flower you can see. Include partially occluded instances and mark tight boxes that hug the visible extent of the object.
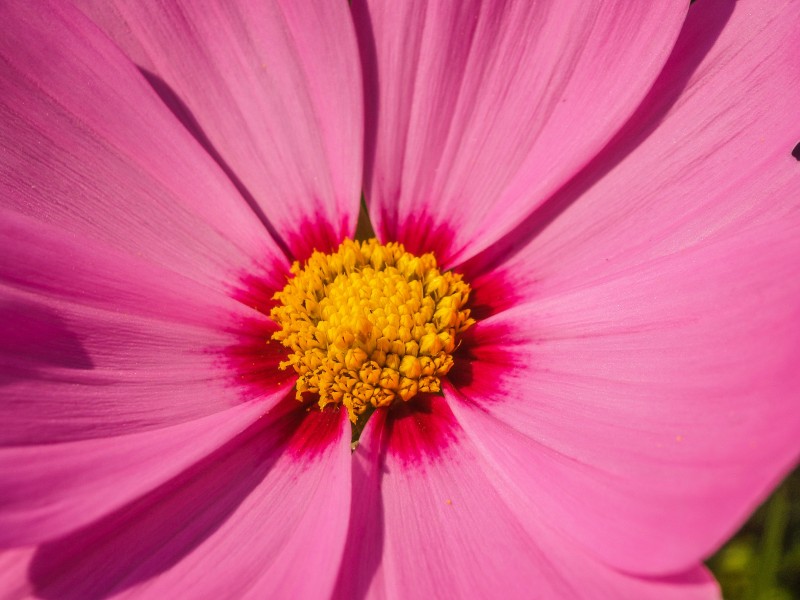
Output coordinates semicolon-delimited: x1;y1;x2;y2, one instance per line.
1;0;798;598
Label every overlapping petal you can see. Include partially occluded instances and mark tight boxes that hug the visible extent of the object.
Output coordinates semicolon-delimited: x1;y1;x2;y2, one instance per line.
75;0;364;259
458;222;800;574
23;404;351;599
0;1;285;284
0;209;294;553
0;0;301;560
0;548;34;599
455;0;800;575
0;0;295;444
468;0;799;295
354;0;688;265
337;397;720;599
0;401;269;547
0;211;290;445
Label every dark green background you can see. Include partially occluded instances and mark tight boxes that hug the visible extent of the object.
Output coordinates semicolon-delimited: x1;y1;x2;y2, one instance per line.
708;467;800;599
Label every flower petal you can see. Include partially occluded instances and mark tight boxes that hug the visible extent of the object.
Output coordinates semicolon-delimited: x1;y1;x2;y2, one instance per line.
354;0;687;265
450;0;800;573
20;403;351;599
1;1;291;444
469;0;799;295
0;401;269;547
0;0;285;284
0;211;288;445
75;0;364;258
453;218;800;574
335;397;719;599
0;548;36;599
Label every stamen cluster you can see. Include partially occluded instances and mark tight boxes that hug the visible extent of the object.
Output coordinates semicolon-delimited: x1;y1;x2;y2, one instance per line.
270;239;474;421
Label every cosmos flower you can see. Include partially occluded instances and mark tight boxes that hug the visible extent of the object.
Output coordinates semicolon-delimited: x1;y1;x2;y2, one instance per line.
1;0;799;598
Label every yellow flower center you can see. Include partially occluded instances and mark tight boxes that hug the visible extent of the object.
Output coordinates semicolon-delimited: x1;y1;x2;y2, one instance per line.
270;239;474;422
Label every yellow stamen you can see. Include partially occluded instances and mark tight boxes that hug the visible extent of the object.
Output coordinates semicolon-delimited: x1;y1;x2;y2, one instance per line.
270;238;474;422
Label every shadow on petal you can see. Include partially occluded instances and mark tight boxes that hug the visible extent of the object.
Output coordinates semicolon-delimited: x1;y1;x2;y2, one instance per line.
138;68;293;261
0;300;94;386
27;398;306;599
462;1;735;278
332;410;387;600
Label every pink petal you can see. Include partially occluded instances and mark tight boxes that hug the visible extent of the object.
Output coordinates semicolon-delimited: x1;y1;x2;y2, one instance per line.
335;397;719;599
448;0;800;573
470;0;799;294
75;0;363;258
0;548;36;598
0;401;269;547
0;211;289;445
0;1;286;283
21;403;351;599
353;0;687;265
453;227;800;573
1;2;292;444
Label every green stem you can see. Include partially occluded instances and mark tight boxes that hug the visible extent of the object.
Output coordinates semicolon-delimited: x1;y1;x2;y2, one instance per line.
748;484;789;600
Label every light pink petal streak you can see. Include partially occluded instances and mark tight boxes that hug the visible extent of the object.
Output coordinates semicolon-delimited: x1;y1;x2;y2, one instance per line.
76;0;363;258
353;0;687;265
0;548;36;599
22;404;351;599
335;397;719;599
0;0;285;285
0;401;268;547
452;0;800;574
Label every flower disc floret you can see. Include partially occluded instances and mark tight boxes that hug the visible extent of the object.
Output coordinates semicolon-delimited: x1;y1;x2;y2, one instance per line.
270;239;475;421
